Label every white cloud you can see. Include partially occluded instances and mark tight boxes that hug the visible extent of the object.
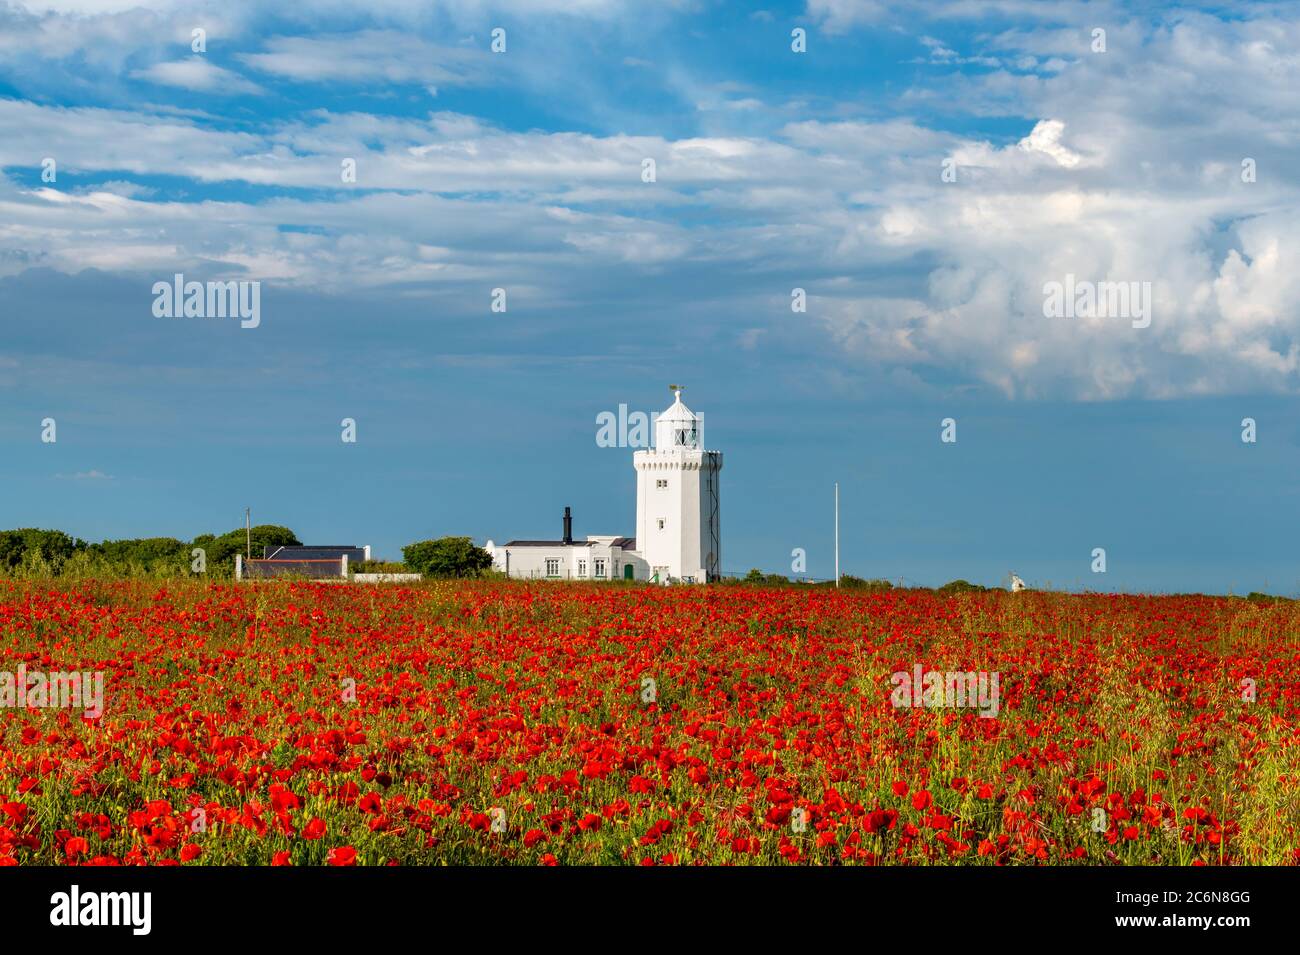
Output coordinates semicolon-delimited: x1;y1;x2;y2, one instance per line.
806;0;890;33
1016;119;1083;168
238;31;488;86
132;57;263;94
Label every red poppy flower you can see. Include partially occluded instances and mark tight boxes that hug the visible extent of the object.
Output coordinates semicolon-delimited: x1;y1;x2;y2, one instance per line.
302;817;327;840
328;846;357;866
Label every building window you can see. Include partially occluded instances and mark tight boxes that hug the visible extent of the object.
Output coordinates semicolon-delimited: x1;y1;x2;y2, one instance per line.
577;560;587;577
657;519;665;530
594;559;606;578
545;558;560;577
656;479;668;489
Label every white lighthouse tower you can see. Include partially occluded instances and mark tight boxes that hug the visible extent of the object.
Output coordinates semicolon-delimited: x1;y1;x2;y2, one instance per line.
634;386;722;583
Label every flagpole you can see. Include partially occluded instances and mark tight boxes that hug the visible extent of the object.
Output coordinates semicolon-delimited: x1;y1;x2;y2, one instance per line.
834;482;840;588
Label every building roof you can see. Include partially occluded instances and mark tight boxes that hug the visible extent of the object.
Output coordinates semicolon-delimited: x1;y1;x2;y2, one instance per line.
658;389;696;422
264;545;366;560
503;540;593;547
502;538;637;549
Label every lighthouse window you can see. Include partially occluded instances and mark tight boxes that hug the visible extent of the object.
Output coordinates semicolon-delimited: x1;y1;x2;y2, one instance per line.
656;479;668;489
657;519;665;530
545;559;560;577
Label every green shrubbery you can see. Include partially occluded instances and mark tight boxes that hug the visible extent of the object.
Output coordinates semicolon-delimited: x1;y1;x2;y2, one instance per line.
738;568;794;586
0;525;300;579
351;560;412;575
86;536;189;569
837;574;893;591
0;529;83;574
720;569;893;590
400;537;493;578
0;526;501;581
937;579;991;594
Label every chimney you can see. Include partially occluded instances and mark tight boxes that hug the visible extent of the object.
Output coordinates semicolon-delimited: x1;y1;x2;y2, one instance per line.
562;506;573;545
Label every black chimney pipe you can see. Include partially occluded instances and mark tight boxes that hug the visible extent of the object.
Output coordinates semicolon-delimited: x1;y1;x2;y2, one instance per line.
562;506;573;545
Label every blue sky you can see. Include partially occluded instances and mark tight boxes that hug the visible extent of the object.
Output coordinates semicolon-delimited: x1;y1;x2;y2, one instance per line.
3;0;1300;593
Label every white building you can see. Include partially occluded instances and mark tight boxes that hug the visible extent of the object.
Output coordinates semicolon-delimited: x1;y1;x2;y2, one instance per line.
486;388;722;583
487;509;647;581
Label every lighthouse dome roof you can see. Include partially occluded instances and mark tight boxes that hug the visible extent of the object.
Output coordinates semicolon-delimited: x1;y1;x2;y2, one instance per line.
659;388;696;422
654;387;704;450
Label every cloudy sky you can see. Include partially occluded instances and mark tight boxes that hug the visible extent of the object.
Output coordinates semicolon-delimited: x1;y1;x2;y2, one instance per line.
2;0;1299;592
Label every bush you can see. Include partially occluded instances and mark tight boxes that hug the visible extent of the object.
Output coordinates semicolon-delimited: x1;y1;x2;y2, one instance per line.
739;568;791;586
85;537;190;574
351;560;411;575
724;570;892;589
938;579;989;594
1245;592;1292;603
401;537;493;578
837;575;893;591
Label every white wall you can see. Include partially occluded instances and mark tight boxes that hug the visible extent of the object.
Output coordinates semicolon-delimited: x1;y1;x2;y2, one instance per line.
489;542;649;580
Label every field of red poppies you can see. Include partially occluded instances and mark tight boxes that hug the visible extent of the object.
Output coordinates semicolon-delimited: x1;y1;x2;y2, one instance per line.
0;579;1297;866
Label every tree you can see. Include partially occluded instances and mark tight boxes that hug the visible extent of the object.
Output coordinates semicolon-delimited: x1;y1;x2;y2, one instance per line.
87;537;189;570
0;528;83;572
402;537;492;578
0;524;300;578
0;532;25;571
